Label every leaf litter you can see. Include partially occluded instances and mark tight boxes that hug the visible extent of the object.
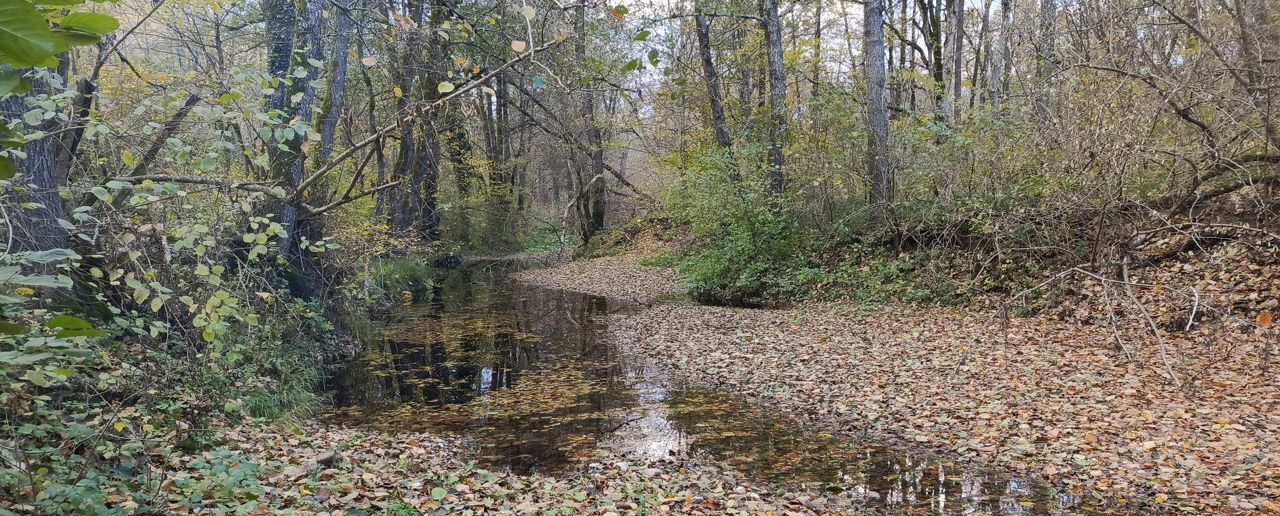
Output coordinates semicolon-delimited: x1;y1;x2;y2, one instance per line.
514;238;1278;513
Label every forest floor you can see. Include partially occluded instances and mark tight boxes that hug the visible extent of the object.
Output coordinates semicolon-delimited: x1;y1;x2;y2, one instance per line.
515;243;1280;513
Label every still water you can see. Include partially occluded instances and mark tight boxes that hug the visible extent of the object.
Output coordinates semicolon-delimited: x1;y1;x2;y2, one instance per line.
330;266;1100;514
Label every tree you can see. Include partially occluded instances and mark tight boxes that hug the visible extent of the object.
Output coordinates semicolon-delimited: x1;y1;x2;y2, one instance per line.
866;0;894;223
694;0;733;154
761;0;788;195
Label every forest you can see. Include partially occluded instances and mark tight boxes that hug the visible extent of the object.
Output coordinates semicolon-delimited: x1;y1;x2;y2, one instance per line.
0;0;1277;511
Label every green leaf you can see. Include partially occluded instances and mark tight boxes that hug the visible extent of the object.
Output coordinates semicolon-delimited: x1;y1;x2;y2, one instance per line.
22;248;80;263
431;487;447;500
34;0;91;6
633;30;649;41
621;59;639;74
8;273;72;288
46;314;93;330
0;155;14;179
59;13;118;34
0;0;58;68
90;186;109;201
23;369;49;386
0;320;28;335
53;28;99;47
0;351;50;365
0;67;18;95
56;327;107;338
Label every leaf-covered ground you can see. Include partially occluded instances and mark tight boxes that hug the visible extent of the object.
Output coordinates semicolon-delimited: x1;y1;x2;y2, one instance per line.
521;241;1280;513
512;255;683;304
150;421;879;514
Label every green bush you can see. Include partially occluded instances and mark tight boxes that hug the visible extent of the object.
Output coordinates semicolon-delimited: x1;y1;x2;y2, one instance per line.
667;151;808;306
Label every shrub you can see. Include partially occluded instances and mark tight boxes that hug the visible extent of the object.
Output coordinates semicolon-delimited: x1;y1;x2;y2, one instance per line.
667;150;808;306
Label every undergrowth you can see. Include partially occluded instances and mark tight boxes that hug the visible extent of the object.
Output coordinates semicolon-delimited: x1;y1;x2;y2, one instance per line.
662;147;1085;307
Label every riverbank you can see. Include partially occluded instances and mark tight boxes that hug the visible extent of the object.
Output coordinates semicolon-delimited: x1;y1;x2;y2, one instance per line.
515;254;1280;512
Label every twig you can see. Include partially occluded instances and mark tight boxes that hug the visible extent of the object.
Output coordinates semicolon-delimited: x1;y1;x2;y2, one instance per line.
1121;258;1182;389
1185;287;1200;333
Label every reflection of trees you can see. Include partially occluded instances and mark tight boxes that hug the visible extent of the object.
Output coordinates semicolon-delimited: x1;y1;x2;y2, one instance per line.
661;391;1079;513
334;268;639;473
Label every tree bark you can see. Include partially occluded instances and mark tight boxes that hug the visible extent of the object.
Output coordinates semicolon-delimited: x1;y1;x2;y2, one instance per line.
1;78;67;252
318;0;352;163
1035;0;1058;125
694;1;734;153
866;0;895;223
950;0;964;122
761;0;788;195
575;3;606;240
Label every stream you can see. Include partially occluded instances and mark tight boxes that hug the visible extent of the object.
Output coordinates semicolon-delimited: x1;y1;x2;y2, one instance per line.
330;266;1098;514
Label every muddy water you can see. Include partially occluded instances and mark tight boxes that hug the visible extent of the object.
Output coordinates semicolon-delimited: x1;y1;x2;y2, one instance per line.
332;266;1095;514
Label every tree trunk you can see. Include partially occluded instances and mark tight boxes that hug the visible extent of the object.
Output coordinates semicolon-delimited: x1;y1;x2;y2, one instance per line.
284;0;327;296
891;0;909;119
576;3;606;240
318;0;352;162
356;17;388;216
811;0;823;130
761;0;788;195
866;0;895;223
918;0;945;118
694;1;734;153
1035;0;1058;125
991;0;1012;107
263;0;296;115
1;79;67;252
971;0;992;108
950;0;963;122
415;0;447;243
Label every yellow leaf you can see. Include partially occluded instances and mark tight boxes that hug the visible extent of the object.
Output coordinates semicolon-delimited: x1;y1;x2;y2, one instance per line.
437;81;455;94
133;286;150;305
392;86;403;98
114;421;127;432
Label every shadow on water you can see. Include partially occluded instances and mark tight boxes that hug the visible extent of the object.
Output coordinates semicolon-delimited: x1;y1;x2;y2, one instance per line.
329;266;1102;514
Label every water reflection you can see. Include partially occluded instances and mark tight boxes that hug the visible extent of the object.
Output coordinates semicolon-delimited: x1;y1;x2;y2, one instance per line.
330;267;1103;513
